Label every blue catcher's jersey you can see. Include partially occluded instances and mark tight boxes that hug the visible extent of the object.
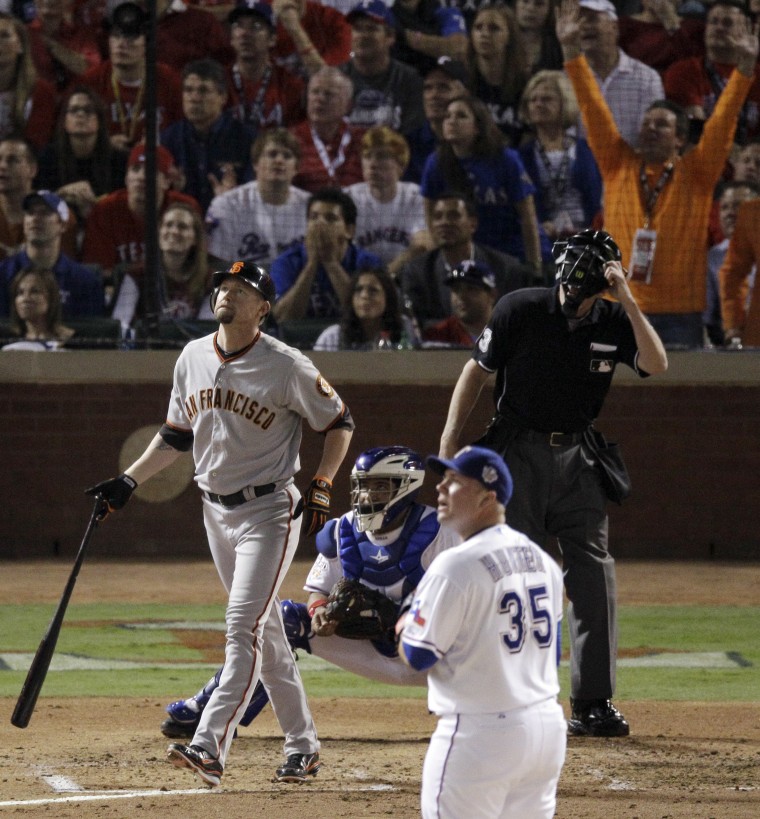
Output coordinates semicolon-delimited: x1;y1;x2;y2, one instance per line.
306;503;458;603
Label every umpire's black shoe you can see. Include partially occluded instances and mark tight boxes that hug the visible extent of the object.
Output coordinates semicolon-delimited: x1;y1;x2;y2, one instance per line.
567;698;630;737
275;752;321;783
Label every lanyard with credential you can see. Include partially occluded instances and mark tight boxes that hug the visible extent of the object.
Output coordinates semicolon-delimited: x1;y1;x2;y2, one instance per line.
232;64;272;126
111;72;145;143
311;123;351;180
638;161;674;229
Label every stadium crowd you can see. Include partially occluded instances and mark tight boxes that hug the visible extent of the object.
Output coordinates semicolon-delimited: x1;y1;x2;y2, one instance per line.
1;0;759;350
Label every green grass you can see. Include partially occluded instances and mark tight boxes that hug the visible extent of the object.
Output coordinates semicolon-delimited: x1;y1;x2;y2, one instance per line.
1;603;757;702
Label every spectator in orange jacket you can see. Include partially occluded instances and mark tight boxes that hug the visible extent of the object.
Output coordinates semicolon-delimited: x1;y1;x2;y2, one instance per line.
719;196;760;347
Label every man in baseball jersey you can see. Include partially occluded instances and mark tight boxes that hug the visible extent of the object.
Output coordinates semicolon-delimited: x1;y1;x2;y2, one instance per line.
205;128;309;269
160;445;459;737
438;229;668;738
399;446;567;819
86;260;354;787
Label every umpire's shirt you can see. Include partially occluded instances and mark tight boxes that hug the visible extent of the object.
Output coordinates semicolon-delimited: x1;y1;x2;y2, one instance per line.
474;286;650;433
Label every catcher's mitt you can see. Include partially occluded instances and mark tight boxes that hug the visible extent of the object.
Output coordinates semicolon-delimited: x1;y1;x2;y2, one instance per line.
324;578;399;641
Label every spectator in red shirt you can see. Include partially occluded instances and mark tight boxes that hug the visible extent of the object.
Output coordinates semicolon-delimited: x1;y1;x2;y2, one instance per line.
617;0;704;77
664;0;760;145
290;67;364;193
271;0;352;80
0;13;56;152
79;3;183;155
28;0;102;93
82;143;200;278
154;0;235;72
225;0;306;132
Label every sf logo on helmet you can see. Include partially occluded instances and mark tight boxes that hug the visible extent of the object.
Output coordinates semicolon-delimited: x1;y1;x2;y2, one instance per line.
229;261;245;274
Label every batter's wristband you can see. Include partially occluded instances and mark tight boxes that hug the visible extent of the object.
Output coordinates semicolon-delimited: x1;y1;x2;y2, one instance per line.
314;475;332;488
308;598;328;618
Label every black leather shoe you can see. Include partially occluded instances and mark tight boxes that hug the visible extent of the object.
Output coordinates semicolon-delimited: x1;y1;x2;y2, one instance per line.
567;698;630;737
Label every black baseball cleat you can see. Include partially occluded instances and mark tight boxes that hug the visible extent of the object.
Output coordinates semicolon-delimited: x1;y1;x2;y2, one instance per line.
167;743;223;787
274;751;321;783
161;714;198;739
567;698;630;737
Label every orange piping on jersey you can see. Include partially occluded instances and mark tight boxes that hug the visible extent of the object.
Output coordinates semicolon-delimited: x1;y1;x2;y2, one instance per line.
163;419;192;433
212;329;260;363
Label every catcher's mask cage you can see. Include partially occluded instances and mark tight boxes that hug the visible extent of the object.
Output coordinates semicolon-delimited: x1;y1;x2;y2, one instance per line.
350;446;425;533
553;229;622;304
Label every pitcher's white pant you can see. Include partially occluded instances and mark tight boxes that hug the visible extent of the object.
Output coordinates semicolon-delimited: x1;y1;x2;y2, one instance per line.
421;698;566;819
193;483;314;766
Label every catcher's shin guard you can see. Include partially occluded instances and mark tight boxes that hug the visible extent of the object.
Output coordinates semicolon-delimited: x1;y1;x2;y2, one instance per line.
281;599;313;653
238;680;270;726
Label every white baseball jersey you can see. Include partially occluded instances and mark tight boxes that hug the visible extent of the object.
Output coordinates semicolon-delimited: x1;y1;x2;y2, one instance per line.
205;182;309;269
343;182;427;267
165;330;345;495
402;523;564;716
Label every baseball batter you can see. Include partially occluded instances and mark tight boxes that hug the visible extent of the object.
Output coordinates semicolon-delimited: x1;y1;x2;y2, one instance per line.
160;445;460;742
87;261;354;787
400;446;566;819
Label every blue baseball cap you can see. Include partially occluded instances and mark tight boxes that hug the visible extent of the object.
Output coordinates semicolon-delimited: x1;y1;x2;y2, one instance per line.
228;0;274;28
445;259;496;291
22;190;70;222
347;0;396;27
427;446;513;506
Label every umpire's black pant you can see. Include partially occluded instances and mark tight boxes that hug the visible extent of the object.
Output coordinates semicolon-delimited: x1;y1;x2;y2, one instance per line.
497;431;617;701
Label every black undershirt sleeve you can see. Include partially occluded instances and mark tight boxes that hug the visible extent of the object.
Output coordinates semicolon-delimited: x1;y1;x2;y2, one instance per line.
159;424;194;452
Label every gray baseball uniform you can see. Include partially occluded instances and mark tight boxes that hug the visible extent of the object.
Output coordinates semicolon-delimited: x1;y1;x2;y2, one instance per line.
165;329;347;766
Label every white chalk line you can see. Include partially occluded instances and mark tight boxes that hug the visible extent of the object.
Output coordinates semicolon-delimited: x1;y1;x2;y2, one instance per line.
0;784;398;808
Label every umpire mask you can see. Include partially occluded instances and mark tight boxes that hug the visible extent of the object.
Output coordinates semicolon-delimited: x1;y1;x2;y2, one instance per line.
554;229;621;318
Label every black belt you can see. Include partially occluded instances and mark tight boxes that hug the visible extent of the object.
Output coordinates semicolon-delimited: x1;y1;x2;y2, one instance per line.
516;429;586;447
205;483;276;509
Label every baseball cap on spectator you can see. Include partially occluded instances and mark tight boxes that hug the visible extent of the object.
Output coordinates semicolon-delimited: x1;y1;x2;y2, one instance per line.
22;190;70;222
578;0;618;19
105;1;148;36
128;143;175;175
445;260;496;291
424;56;469;85
346;0;396;27
228;0;275;28
427;446;514;506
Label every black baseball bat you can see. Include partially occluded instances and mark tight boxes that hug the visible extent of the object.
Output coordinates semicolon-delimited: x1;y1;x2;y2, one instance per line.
11;499;107;728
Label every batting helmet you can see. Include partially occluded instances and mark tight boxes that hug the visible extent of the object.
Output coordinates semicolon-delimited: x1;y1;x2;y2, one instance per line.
350;446;425;533
209;261;276;310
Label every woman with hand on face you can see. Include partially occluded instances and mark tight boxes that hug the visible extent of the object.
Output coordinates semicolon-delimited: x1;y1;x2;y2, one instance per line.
518;70;602;241
421;94;548;280
111;202;213;336
466;3;528;145
313;266;418;350
515;0;564;75
3;268;74;350
35;86;127;223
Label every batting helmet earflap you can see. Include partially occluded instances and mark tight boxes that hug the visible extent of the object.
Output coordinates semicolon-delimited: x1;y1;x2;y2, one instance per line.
209;260;276;310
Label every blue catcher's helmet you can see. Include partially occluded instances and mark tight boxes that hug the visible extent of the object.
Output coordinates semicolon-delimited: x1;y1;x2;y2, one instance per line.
350;446;425;533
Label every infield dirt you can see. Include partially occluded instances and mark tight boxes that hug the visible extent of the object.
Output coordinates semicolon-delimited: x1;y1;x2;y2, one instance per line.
1;560;758;818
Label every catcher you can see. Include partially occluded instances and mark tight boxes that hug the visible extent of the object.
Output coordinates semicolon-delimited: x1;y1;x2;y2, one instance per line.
161;445;459;739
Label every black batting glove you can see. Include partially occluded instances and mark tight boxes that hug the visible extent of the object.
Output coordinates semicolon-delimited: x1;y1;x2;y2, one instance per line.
303;476;332;536
85;474;137;517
